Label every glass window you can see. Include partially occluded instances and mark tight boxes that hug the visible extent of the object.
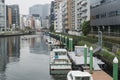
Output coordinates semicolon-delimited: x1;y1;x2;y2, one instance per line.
81;77;90;80
117;10;120;16
108;11;117;17
101;13;106;18
96;14;100;19
75;77;90;80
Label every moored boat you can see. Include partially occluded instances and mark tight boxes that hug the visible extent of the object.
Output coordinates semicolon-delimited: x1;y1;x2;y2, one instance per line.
67;70;93;80
50;49;72;75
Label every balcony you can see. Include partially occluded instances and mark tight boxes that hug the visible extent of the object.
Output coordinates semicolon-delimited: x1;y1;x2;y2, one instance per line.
81;13;85;17
81;7;87;12
81;0;87;6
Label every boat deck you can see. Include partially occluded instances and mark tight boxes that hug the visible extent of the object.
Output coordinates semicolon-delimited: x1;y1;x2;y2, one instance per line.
68;52;104;70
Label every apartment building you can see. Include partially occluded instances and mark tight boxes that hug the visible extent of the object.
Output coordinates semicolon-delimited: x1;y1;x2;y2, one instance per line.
71;0;78;30
8;5;20;28
50;1;55;26
0;0;6;31
62;0;72;33
76;0;90;30
54;0;63;32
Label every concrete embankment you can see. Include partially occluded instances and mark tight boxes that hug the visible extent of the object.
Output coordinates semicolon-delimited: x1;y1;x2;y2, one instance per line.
0;31;30;37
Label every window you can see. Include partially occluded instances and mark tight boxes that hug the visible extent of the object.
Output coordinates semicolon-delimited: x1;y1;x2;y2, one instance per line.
75;77;90;80
108;11;117;17
96;14;100;19
117;10;120;16
101;13;106;18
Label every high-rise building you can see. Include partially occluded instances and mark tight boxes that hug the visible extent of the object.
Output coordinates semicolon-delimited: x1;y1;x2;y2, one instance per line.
61;0;73;33
6;5;12;29
90;0;120;35
29;4;50;20
7;5;20;28
50;1;55;26
61;0;67;32
76;0;90;30
54;0;63;32
71;0;77;30
0;0;6;31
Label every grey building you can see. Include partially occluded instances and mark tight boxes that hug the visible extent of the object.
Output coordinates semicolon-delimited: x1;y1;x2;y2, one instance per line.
50;1;54;26
0;0;6;31
90;0;120;36
8;5;20;28
29;4;50;20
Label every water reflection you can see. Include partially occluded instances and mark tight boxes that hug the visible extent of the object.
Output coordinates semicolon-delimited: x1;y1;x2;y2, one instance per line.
29;36;48;54
0;36;20;80
0;35;66;80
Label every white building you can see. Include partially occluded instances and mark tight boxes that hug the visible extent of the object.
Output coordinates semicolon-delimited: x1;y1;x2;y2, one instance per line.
76;0;90;30
71;0;78;30
54;0;63;33
62;0;67;32
42;18;49;29
0;0;6;31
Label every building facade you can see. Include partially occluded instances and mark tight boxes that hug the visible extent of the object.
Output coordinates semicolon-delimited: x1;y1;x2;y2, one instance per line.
50;1;55;26
90;0;120;35
7;5;20;28
76;0;90;30
29;4;50;20
54;0;63;32
6;5;12;29
0;0;6;31
62;0;72;33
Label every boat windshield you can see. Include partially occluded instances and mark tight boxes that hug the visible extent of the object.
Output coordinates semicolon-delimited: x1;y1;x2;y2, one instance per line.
55;52;66;55
75;77;90;80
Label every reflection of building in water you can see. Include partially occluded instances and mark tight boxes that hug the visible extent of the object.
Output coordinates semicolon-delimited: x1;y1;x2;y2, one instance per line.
29;37;47;54
0;36;20;72
0;38;8;72
30;37;35;48
7;36;20;62
0;37;20;80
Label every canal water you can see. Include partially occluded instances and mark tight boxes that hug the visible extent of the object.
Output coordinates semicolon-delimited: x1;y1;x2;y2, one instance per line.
0;34;66;80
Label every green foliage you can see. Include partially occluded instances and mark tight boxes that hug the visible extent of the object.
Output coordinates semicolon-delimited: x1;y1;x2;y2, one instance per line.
49;24;54;32
116;50;120;56
25;26;32;30
100;51;115;62
81;21;90;36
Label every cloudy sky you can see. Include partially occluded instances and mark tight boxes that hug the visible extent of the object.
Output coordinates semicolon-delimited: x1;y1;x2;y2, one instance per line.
5;0;53;15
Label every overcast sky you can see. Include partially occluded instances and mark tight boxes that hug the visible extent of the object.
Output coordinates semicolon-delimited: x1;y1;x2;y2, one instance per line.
5;0;53;15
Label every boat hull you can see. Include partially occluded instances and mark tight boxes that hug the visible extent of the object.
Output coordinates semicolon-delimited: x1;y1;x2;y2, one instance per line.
50;69;71;75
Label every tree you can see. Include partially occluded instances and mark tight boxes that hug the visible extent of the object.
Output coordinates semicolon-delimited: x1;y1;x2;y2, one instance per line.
81;21;90;36
49;24;54;32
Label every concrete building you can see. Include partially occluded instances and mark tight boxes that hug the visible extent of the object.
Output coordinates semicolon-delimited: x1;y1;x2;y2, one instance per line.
29;4;50;20
0;0;6;31
62;0;72;32
54;0;63;32
76;0;90;30
8;5;20;28
6;6;12;29
42;17;49;29
50;1;55;26
90;0;120;36
20;15;36;29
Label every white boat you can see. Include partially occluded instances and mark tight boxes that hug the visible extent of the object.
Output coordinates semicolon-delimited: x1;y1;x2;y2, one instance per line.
67;71;93;80
50;49;72;75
